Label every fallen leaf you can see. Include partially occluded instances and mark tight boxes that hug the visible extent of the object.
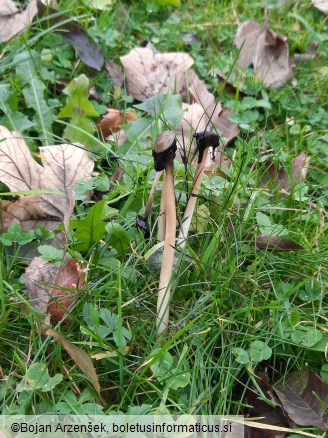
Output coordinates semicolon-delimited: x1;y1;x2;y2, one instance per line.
176;102;207;162
106;60;124;88
274;368;328;430
175;103;233;175
0;0;38;42
212;108;240;145
107;130;129;147
179;31;202;47
37;1;104;70
24;257;57;314
47;259;83;323
254;235;304;251
62;26;104;71
189;79;222;128
120;47;194;101
97;109;137;137
235;21;293;89
46;328;103;401
294;41;318;63
291;152;311;185
312;0;328;14
260;152;310;191
24;257;83;323
245;374;286;438
0;126;94;231
204;145;232;176
215;71;250;97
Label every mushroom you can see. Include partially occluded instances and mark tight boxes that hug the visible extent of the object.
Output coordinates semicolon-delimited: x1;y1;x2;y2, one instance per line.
177;131;219;250
152;131;177;334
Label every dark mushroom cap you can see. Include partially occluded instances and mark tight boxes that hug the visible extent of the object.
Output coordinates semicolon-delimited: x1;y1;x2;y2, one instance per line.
152;131;177;171
193;131;219;163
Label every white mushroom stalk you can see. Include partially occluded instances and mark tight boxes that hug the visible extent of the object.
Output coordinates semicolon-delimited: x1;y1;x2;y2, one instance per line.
152;131;177;334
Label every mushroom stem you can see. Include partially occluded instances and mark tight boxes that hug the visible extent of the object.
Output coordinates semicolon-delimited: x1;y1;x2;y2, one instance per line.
157;187;166;242
157;161;176;333
177;131;219;251
177;151;207;248
152;131;177;334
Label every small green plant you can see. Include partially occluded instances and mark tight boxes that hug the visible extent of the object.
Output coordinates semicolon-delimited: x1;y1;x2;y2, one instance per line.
233;341;272;366
82;303;131;349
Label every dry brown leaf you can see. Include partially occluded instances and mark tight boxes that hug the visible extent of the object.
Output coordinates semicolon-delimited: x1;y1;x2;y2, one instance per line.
0;0;38;42
120;47;194;101
189;79;222;127
46;328;102;401
235;21;293;89
212;108;240;145
97;109;137;137
261;152;310;191
215;71;250;97
294;42;318;63
176;103;207;161
254;235;304;251
105;60;124;88
274;368;328;430
175;103;233;176
204;145;232;176
312;0;328;14
0;126;94;231
24;257;83;323
107;130;129;147
245;373;287;438
47;259;83;323
24;257;57;314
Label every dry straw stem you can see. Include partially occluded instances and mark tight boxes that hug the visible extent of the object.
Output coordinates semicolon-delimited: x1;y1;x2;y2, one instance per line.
152;131;177;334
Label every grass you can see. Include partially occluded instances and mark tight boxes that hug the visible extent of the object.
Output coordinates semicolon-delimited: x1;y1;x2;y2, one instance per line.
0;0;327;429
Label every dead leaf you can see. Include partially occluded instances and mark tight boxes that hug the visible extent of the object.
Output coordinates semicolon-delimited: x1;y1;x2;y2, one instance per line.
215;71;250;97
24;257;57;314
46;328;103;401
204;145;232;176
120;47;194;101
245;374;286;438
107;130;129;147
0;0;38;42
175;103;234;175
24;257;83;323
254;235;304;251
97;109;137;137
106;60;124;88
260;152;310;191
235;21;293;89
274;368;328;430
0;126;94;231
36;1;104;70
294;41;318;63
62;25;104;71
47;259;83;323
176;103;207;162
189;79;222;128
179;31;202;47
212;108;240;145
312;0;328;14
291;152;311;185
